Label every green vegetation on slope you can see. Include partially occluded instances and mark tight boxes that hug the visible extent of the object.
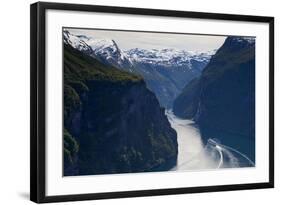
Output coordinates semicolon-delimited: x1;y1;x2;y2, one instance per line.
64;44;142;84
63;44;178;176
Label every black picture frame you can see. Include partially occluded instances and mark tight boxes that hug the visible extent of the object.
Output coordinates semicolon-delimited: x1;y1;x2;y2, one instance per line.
30;2;274;203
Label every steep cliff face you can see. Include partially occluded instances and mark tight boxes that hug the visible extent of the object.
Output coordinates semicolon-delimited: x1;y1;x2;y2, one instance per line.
173;37;255;161
63;45;178;176
173;77;201;119
129;61;204;109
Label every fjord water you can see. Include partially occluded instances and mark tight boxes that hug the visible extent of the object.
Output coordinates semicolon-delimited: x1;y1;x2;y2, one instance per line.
165;110;255;171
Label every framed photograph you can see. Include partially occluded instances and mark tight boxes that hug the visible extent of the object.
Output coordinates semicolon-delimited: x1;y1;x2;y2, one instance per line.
30;2;274;203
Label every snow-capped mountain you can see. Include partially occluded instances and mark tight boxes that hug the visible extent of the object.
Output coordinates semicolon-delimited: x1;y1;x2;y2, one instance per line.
63;30;215;72
124;48;215;108
63;30;93;55
63;29;215;108
86;38;134;71
125;48;215;68
63;30;134;71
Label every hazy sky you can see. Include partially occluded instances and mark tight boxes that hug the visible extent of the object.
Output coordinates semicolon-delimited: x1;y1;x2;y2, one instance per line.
66;28;226;52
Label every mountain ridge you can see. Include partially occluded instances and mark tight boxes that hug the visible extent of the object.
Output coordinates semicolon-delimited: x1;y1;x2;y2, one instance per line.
63;29;215;108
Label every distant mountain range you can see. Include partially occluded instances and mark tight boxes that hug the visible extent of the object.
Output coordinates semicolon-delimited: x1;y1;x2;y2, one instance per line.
125;48;215;67
63;30;215;108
